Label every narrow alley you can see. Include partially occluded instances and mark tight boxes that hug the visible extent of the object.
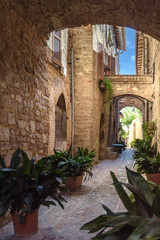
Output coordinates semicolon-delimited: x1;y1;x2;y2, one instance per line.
0;149;134;240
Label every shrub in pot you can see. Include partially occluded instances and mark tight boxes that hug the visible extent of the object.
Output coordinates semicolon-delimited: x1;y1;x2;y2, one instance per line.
135;153;160;185
132;121;160;184
45;147;96;191
0;148;66;236
81;168;160;239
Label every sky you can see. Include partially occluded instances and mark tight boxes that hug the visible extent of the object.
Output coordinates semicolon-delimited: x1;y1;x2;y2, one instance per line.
120;28;136;75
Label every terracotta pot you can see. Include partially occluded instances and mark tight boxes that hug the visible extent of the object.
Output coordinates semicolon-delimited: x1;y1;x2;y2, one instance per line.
12;208;39;236
65;174;84;191
146;173;160;185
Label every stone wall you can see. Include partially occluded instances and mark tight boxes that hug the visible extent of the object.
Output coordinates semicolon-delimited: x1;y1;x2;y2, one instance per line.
109;75;154;102
118;96;144;113
47;57;71;154
0;8;50;164
0;7;71;164
69;25;106;161
147;35;160;151
3;1;160;43
129;117;143;146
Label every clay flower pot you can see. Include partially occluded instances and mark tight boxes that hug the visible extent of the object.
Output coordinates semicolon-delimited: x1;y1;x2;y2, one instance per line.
65;174;84;191
146;173;160;185
12;208;39;236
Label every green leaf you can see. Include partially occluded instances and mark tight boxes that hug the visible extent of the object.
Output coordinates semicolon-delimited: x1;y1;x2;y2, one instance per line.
24;194;33;213
102;204;114;216
126;167;153;206
80;215;108;232
10;148;21;169
120;182;153;217
110;171;136;215
152;188;160;217
128;218;160;240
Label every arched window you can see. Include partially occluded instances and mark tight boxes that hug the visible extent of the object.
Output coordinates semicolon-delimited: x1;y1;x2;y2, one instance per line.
55;94;67;150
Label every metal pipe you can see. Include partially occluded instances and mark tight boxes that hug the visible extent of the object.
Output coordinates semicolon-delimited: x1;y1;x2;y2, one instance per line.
71;47;74;156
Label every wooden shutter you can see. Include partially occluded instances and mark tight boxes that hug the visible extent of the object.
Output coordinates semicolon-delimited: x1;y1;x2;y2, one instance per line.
111;57;115;74
52;31;61;66
97;43;104;79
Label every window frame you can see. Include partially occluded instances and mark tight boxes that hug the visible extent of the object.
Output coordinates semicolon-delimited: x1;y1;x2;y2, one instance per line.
97;43;104;80
111;56;115;74
52;31;61;67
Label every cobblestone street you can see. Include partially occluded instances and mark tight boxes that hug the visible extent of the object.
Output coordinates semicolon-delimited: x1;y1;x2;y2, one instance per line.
0;148;134;240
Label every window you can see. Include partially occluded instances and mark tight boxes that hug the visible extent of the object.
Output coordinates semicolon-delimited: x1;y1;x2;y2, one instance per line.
47;31;61;67
97;43;104;79
111;57;115;74
52;31;61;66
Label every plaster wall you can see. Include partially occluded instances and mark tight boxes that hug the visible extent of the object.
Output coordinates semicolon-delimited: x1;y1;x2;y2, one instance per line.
129;117;143;146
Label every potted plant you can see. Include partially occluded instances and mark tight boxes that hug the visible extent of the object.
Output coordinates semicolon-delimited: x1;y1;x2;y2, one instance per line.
135;153;160;185
47;147;96;191
0;148;66;236
133;121;160;184
81;168;160;239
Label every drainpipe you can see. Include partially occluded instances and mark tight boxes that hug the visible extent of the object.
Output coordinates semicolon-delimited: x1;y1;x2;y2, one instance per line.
117;100;119;142
71;47;74;156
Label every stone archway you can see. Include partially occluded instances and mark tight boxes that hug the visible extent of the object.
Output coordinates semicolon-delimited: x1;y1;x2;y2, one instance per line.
55;93;67;150
3;1;160;42
107;94;153;146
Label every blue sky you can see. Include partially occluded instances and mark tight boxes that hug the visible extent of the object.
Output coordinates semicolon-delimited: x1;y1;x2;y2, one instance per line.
120;28;136;75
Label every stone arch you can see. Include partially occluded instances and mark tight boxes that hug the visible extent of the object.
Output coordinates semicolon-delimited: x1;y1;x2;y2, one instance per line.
48;77;71;154
99;113;105;160
107;94;153;146
55;93;67;151
5;1;160;42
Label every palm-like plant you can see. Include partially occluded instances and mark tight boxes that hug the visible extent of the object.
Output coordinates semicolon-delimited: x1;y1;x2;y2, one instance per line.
81;168;160;240
57;147;96;178
0;149;66;224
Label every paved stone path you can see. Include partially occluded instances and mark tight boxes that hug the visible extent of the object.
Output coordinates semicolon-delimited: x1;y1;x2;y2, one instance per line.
0;148;134;240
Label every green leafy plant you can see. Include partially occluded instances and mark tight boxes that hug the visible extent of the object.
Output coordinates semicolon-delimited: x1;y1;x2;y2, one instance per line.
143;121;157;142
0;149;66;224
121;107;142;129
81;168;160;240
135;153;160;174
40;147;96;179
57;147;96;178
103;78;113;103
132;121;158;174
132;138;156;160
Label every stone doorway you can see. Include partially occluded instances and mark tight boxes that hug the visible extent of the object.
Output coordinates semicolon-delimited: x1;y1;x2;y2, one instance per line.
55;94;67;151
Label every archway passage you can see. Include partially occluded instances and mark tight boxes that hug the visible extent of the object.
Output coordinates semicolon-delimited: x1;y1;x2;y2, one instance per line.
55;94;67;151
2;1;160;41
119;107;143;147
107;95;153;147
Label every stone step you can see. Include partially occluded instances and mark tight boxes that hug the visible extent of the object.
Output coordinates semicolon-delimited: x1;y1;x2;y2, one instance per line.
105;147;118;160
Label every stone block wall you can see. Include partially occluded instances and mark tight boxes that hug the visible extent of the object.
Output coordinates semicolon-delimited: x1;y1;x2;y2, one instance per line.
147;35;160;151
0;8;50;164
69;25;107;161
47;61;71;154
0;6;71;165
